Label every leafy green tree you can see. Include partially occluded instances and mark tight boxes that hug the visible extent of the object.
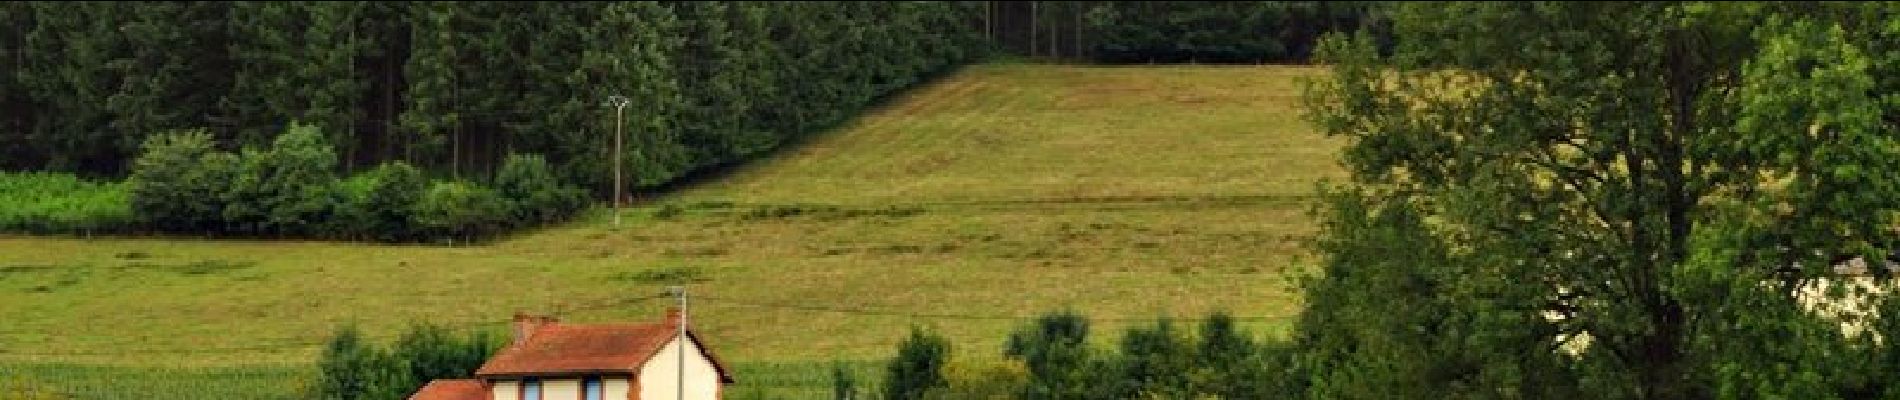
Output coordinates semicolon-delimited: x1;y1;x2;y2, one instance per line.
1112;318;1195;398
413;180;510;244
884;327;950;400
314;326;406;400
1191;312;1263;398
223;122;340;236
1299;2;1900;398
226;1;369;163
128;129;237;233
494;154;588;225
314;323;497;400
390;323;499;393
1004;311;1102;399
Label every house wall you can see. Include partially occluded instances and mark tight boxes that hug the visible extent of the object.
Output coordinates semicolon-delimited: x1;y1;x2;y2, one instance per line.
605;377;632;400
492;380;519;400
637;337;721;400
483;377;630;400
545;378;580;399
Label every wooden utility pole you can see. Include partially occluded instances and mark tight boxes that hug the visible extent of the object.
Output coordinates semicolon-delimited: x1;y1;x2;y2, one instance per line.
607;95;631;227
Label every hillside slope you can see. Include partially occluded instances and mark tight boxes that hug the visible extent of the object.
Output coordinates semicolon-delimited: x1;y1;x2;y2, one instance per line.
0;63;1340;396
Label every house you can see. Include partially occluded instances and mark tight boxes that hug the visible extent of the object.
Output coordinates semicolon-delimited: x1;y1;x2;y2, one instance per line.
411;309;734;400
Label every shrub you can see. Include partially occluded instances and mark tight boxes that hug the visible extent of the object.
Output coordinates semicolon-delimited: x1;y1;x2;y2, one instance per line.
330;161;427;242
494;153;589;226
1113;319;1194;399
128;129;236;232
389;323;499;392
313;326;406;400
922;359;1029;400
223;122;339;236
1005;311;1105;399
884;326;950;400
326;173;378;240
314;324;498;400
413;181;511;243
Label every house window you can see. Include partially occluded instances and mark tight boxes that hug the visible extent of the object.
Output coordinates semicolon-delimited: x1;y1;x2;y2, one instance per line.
583;377;603;400
521;378;542;400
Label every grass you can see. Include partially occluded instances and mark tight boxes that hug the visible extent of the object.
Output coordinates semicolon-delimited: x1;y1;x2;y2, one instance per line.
0;172;133;235
0;62;1342;398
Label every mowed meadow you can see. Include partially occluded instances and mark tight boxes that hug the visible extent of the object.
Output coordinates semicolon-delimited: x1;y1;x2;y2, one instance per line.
0;63;1342;398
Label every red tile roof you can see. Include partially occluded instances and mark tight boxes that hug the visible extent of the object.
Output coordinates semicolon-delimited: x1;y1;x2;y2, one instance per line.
409;379;485;400
474;316;734;383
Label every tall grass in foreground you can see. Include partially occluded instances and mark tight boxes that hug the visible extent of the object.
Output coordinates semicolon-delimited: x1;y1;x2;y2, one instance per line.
0;362;305;400
0;172;133;235
727;361;884;400
0;361;878;399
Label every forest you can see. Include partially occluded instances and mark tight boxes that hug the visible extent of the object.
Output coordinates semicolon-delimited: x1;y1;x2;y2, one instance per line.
0;1;1379;241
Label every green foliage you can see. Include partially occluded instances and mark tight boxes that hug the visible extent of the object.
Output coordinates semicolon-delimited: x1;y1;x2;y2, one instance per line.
314;324;499;400
0;172;133;235
315;326;407;400
1004;311;1101;399
880;311;1283;399
6;1;986;204
128;129;236;232
222;122;340;236
883;327;950;400
921;358;1029;400
360;161;428;242
1082;1;1388;63
390;324;499;392
832;361;859;400
1292;1;1900;398
413;181;512;244
494;154;588;226
1111;318;1195;399
23;125;572;243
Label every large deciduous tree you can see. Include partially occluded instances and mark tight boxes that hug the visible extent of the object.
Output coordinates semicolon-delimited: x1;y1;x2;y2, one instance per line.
1299;2;1900;398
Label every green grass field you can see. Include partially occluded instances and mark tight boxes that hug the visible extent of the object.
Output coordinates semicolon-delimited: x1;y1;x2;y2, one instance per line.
0;62;1342;398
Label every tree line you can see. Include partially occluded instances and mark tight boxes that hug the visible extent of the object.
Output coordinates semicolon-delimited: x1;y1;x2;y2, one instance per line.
975;1;1391;63
0;1;988;197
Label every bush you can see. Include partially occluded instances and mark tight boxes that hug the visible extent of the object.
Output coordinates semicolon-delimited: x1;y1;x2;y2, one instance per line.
128;129;237;232
922;359;1029;400
389;323;498;391
0;172;135;234
494;153;588;226
328;161;428;242
314;326;406;400
223;122;339;236
1005;311;1103;399
884;327;950;400
12;125;587;243
314;324;498;400
413;181;511;243
326;173;379;240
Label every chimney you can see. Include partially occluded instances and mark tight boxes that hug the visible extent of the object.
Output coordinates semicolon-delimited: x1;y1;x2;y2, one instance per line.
665;307;682;327
512;312;557;345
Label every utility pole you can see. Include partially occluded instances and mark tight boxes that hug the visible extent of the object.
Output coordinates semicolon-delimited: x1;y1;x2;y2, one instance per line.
606;95;631;227
668;285;687;400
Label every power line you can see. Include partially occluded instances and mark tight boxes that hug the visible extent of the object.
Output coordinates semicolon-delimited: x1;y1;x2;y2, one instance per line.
0;294;671;357
0;294;1286;358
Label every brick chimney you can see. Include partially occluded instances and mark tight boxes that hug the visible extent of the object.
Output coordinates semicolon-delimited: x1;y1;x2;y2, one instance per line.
665;307;682;327
512;312;558;345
